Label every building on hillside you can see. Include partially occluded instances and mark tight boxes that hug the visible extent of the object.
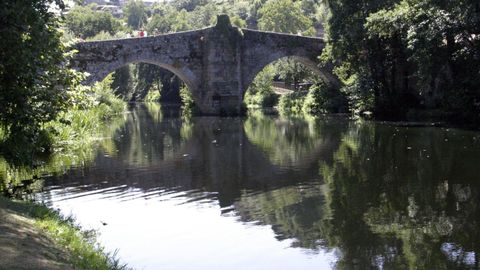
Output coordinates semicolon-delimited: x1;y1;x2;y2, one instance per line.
83;0;120;6
93;4;123;17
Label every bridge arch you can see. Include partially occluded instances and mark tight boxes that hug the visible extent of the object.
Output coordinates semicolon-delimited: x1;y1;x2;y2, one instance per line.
71;31;207;107
240;29;340;95
242;55;339;95
86;60;197;92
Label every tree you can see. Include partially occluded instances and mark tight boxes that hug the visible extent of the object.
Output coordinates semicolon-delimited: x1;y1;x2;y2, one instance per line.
324;0;480;122
147;13;176;34
171;9;193;32
123;0;147;30
258;0;313;34
0;0;76;152
65;5;124;38
365;0;480;120
275;59;315;90
173;0;208;12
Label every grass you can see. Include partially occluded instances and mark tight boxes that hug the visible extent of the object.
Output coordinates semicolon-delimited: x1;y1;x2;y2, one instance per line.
44;74;126;152
0;196;130;270
0;75;127;197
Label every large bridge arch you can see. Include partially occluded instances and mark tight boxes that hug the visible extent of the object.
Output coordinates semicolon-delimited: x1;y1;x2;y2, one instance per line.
72;15;339;115
240;29;340;94
83;59;198;92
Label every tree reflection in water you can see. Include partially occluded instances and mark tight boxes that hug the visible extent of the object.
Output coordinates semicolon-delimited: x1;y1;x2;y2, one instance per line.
319;122;480;269
28;106;480;269
242;113;480;269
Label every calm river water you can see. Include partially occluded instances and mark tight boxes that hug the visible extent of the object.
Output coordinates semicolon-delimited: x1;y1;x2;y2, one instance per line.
34;104;480;269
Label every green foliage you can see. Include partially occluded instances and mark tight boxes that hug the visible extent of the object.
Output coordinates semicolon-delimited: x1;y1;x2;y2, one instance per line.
258;0;314;34
91;75;126;116
147;12;178;34
173;0;208;12
364;0;480;120
44;75;125;152
144;102;163;123
180;84;195;114
148;1;247;34
274;59;316;90
64;5;124;38
244;66;279;108
230;15;247;28
303;82;348;114
0;0;80;158
278;91;306;116
144;85;162;102
339;73;376;115
323;0;480;122
123;0;147;30
87;30;129;41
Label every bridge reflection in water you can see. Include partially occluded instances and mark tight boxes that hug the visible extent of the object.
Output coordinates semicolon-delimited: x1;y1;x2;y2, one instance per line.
37;104;480;270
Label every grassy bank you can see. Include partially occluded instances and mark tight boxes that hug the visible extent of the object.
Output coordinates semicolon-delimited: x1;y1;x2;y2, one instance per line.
0;76;130;269
0;75;127;196
0;196;129;270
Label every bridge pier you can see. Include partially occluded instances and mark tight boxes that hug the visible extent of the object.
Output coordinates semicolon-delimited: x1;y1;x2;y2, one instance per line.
197;15;245;115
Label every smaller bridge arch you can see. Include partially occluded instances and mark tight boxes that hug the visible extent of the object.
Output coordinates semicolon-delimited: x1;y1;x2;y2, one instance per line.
240;29;339;93
72;15;338;115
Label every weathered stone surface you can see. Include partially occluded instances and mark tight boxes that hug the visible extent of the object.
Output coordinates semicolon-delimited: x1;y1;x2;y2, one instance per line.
72;15;337;115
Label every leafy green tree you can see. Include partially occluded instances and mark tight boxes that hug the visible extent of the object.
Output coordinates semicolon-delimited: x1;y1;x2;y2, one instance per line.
365;0;480;120
173;0;208;12
147;9;178;34
0;0;77;156
303;81;348;114
323;0;480;122
247;0;268;27
275;59;315;90
172;9;192;32
123;0;147;30
64;5;124;39
258;0;314;34
189;2;218;28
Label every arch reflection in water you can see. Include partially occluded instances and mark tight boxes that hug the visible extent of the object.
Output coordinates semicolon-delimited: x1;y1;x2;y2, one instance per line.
37;105;480;270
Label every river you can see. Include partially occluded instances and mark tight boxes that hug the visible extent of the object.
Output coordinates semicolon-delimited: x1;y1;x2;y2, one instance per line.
30;103;480;269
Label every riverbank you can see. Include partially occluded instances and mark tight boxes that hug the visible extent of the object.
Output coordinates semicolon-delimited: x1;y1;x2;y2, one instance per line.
0;196;129;270
0;77;130;269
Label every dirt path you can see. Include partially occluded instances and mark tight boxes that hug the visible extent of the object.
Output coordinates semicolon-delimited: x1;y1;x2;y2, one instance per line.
0;199;76;270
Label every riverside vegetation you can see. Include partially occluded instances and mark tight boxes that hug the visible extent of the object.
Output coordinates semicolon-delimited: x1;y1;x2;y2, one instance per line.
0;0;128;268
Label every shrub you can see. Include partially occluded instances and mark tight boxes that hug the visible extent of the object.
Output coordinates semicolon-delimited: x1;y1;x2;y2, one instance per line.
278;91;306;116
303;82;348;114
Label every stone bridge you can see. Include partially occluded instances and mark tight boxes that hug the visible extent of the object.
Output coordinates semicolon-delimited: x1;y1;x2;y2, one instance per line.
72;15;337;114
